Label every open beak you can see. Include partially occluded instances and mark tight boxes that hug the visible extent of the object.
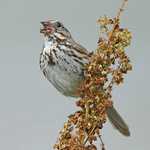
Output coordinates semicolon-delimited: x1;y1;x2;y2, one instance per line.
40;21;50;26
40;21;53;34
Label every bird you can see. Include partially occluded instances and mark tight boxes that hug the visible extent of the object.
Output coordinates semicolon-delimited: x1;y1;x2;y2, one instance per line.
39;20;130;136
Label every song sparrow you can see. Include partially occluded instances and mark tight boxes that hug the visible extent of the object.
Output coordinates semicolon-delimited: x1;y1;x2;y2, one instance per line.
39;20;130;136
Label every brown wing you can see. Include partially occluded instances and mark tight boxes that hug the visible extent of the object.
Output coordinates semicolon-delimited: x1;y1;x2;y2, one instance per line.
70;39;93;60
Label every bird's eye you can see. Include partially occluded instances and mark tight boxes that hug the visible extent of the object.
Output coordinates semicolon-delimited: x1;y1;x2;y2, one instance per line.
56;22;62;28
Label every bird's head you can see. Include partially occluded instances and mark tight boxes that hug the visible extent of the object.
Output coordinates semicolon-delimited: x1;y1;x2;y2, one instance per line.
40;20;71;40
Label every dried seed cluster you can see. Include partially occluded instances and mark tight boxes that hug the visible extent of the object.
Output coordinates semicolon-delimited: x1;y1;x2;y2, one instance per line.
54;1;132;150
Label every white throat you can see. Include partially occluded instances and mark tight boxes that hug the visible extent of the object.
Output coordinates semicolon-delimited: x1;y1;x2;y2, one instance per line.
44;36;54;49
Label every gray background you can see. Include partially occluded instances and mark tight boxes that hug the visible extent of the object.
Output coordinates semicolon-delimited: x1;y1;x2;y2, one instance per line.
0;0;149;149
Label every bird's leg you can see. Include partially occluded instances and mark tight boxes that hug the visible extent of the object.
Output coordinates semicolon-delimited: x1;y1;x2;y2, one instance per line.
83;125;97;145
98;134;105;150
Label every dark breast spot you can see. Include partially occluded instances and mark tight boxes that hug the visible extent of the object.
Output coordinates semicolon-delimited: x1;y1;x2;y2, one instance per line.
48;55;55;65
45;52;55;65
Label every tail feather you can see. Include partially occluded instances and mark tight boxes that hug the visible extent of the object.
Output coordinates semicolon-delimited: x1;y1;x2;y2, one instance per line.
106;106;130;136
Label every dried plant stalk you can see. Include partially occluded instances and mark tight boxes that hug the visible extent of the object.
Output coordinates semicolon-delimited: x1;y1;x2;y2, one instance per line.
54;0;132;150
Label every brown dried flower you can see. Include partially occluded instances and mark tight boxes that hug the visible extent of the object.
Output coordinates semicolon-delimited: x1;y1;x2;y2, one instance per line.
54;0;132;149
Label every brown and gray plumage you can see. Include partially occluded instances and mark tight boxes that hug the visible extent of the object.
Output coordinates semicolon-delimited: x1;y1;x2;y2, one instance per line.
39;20;130;136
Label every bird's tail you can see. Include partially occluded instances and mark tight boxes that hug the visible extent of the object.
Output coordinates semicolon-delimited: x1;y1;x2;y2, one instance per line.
106;106;130;136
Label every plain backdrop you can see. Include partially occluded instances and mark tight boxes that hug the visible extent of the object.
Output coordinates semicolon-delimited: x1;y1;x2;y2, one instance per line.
0;0;149;149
